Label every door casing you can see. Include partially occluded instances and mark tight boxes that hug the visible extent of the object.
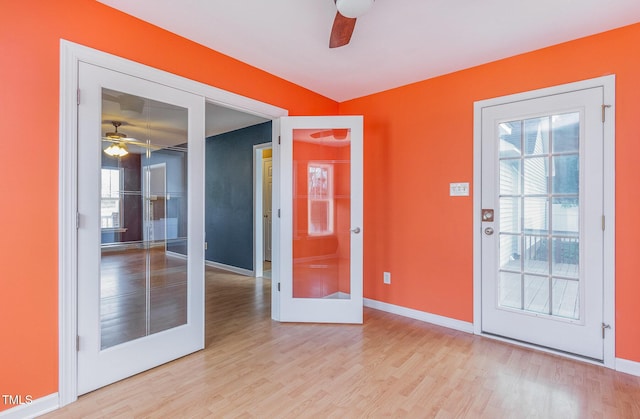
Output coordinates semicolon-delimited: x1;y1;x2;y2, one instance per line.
59;40;287;407
472;75;616;367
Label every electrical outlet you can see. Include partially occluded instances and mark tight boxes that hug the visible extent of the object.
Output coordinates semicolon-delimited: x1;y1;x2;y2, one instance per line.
383;271;391;284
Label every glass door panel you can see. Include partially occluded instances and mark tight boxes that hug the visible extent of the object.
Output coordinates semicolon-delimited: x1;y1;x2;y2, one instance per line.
497;113;580;319
100;89;189;348
293;129;351;299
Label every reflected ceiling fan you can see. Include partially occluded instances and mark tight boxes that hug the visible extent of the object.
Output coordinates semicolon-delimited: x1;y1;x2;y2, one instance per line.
310;129;350;140
329;0;375;48
103;121;160;157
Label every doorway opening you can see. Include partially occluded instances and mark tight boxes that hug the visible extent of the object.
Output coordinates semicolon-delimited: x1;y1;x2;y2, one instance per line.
254;143;273;279
203;103;272;279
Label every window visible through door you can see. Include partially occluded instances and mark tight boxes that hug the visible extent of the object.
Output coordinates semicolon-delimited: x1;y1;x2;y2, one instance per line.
101;168;122;229
308;162;334;236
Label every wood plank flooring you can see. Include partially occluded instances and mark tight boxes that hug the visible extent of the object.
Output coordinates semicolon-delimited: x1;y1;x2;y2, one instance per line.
100;248;188;349
44;268;640;418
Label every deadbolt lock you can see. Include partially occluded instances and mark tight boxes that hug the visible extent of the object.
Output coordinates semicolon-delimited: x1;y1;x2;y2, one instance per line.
482;209;494;222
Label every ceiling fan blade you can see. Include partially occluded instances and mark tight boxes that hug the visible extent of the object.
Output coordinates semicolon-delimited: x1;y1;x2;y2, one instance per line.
329;12;356;48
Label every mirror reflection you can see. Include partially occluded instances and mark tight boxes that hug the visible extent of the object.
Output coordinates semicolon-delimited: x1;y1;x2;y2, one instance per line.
100;88;189;349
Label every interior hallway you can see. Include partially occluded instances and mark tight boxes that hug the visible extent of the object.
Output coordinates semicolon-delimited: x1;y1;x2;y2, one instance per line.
44;268;640;418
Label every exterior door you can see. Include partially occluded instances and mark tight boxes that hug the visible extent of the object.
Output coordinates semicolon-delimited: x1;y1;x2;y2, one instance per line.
77;62;205;394
279;116;363;323
263;157;273;262
481;86;604;360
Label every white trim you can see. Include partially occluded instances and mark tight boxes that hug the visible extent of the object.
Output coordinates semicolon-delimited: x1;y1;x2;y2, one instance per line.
166;250;188;260
325;291;351;300
58;39;80;408
271;119;281;321
364;298;474;333
253;143;272;279
59;40;287;408
601;75;616;367
205;260;254;277
472;75;616;367
616;358;640;377
0;393;58;419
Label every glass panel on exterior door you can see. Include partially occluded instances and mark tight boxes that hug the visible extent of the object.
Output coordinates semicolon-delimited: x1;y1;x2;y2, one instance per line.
498;113;580;320
293;129;351;300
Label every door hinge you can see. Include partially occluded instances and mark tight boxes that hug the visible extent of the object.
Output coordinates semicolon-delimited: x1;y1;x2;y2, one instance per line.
76;212;80;229
77;89;81;106
602;323;611;339
278;136;281;145
602;215;605;231
76;335;80;351
601;104;611;123
277;282;281;292
278;209;281;218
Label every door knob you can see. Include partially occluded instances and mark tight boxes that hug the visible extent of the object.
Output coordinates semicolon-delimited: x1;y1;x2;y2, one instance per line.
484;227;494;235
351;227;361;234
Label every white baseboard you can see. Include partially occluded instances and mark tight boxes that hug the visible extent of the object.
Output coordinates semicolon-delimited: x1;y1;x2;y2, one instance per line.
324;291;350;300
205;260;254;277
166;250;188;260
0;393;58;419
364;298;474;333
616;357;640;377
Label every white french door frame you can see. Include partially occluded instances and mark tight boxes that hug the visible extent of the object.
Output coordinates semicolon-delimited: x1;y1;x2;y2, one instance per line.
59;40;287;407
472;75;616;368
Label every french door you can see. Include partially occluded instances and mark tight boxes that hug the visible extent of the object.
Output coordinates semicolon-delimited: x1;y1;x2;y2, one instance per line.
278;116;363;323
77;62;205;394
481;86;605;360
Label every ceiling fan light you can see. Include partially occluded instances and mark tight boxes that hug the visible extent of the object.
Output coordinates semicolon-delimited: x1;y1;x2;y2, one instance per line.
104;143;129;157
336;0;374;18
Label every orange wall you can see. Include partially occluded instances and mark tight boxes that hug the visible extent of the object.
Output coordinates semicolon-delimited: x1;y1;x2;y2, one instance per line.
3;0;640;411
340;23;640;363
0;0;337;411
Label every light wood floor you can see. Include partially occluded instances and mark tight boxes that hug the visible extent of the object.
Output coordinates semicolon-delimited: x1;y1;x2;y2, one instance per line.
44;268;640;418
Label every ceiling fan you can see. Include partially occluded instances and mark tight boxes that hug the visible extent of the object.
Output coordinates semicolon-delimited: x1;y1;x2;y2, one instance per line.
103;121;161;156
329;0;375;48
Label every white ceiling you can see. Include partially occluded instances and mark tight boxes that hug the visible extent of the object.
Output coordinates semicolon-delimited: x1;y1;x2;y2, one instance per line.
99;0;640;102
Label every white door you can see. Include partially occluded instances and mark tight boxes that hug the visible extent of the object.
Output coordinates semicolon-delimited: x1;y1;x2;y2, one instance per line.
263;157;273;262
77;62;205;394
481;86;604;360
278;116;363;323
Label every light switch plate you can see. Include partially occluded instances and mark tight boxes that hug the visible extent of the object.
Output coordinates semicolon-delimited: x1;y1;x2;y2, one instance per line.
450;182;469;196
